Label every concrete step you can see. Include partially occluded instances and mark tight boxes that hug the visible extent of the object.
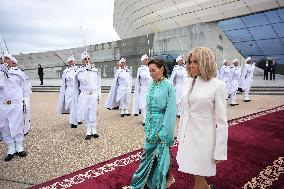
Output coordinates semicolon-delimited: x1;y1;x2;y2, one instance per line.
32;86;284;95
249;92;284;95
32;86;135;93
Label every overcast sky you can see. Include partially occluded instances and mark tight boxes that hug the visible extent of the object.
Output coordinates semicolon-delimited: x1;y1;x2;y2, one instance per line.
0;0;120;55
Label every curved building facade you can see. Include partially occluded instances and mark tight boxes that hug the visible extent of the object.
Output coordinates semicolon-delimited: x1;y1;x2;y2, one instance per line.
113;0;283;39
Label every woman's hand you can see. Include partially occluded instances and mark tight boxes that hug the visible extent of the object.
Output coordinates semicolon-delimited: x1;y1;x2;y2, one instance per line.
215;160;223;164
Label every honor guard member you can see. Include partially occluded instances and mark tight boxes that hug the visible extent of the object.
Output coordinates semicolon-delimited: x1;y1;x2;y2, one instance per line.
132;54;152;126
0;55;9;141
228;59;242;106
219;59;231;99
170;55;187;118
57;55;78;128
11;57;32;135
74;51;101;140
0;53;31;161
240;57;255;102
105;58;132;117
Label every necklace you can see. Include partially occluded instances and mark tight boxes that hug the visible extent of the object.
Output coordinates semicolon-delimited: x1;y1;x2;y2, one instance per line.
154;76;164;85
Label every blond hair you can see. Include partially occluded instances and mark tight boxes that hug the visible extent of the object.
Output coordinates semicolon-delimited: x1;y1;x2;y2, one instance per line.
187;47;216;81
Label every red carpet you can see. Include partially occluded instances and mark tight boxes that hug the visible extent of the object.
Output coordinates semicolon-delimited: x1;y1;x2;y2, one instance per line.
29;105;284;189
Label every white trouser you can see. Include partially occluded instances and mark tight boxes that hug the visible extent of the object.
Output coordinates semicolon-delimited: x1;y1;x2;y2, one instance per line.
77;92;98;123
243;84;252;100
0;123;24;144
85;121;97;136
118;92;130;110
230;90;237;104
0;102;24;144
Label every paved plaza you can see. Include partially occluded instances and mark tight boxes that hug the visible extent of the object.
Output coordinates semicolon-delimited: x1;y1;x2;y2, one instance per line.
0;92;284;189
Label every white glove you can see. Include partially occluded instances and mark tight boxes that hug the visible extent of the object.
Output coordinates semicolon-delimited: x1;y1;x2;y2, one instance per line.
24;97;30;109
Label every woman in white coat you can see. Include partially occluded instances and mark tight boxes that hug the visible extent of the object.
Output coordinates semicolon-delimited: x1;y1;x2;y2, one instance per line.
176;47;228;189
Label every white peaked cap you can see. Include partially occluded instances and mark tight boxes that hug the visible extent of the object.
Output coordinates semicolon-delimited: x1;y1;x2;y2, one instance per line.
119;58;126;63
223;59;227;64
81;51;90;61
232;59;239;63
141;54;148;62
246;57;252;62
68;55;75;63
11;56;18;64
176;55;183;62
2;53;13;61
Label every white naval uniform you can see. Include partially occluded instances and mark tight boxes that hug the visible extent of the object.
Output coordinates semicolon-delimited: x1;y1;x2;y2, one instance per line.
228;66;242;105
240;63;255;101
177;77;228;176
57;66;78;125
132;65;152;124
74;66;101;136
170;65;187;116
219;65;231;98
116;68;132;113
0;67;31;154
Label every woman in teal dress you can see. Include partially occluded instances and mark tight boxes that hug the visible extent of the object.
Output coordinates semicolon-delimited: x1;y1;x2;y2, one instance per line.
129;59;176;189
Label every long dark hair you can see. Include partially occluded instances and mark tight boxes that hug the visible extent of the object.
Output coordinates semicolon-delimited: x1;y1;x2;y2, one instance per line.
148;59;167;77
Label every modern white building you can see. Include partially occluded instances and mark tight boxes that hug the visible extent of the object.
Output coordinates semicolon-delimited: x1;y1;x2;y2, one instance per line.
113;0;283;39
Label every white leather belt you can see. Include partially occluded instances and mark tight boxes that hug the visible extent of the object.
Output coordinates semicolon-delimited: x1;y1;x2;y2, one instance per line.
81;91;97;95
0;99;22;105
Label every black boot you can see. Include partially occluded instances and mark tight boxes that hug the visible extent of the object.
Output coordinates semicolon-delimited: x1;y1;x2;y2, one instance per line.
92;134;99;138
17;151;27;157
85;135;92;140
4;154;14;161
71;124;77;128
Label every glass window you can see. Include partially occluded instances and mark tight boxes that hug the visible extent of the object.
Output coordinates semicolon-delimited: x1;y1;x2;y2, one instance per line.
256;39;284;55
248;25;277;40
218;17;246;31
241;13;269;27
265;11;282;24
276;9;284;22
272;23;284;38
233;41;262;57
225;29;252;42
251;55;266;63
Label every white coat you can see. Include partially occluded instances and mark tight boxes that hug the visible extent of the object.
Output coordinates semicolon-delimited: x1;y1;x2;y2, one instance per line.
132;65;152;115
177;77;228;176
228;66;242;94
57;66;77;114
105;67;132;109
0;67;31;141
73;66;101;123
170;65;187;107
239;63;255;91
219;65;231;95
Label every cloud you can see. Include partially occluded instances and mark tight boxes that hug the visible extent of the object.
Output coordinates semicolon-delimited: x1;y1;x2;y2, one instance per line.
0;0;120;55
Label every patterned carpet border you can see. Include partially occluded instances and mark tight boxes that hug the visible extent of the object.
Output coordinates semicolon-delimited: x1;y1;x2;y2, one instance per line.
36;104;284;189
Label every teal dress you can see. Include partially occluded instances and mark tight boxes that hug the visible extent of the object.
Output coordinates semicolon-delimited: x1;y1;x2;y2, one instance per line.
130;78;176;189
